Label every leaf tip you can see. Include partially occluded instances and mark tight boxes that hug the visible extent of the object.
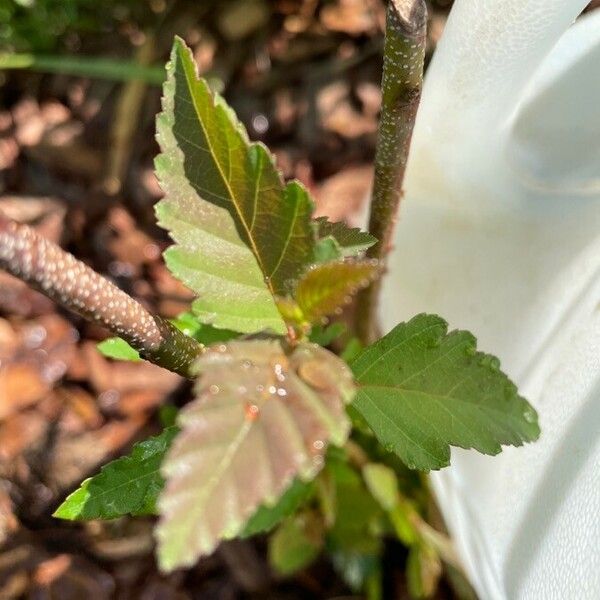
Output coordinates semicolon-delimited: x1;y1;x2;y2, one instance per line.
53;485;88;521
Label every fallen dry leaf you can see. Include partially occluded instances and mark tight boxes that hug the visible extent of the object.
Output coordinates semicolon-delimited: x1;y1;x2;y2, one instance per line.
82;342;181;396
320;0;382;35
317;81;378;138
0;483;19;546
48;416;148;490
0;315;78;420
314;164;373;224
0;411;48;462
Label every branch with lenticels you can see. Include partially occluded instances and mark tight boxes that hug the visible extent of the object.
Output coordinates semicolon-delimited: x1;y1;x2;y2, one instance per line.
0;213;203;377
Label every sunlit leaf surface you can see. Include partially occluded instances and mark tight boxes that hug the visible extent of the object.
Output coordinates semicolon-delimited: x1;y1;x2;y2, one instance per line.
351;314;540;470
294;259;380;324
156;339;355;571
54;427;178;520
156;38;317;334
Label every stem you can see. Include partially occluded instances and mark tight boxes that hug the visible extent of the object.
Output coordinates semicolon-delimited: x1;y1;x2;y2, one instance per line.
0;53;165;85
0;214;203;377
103;33;156;195
356;0;427;343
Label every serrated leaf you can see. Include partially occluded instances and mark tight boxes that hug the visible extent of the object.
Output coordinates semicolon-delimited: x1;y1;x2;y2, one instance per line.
315;217;377;259
156;38;316;334
351;314;540;471
293;260;380;324
156;339;355;571
54;427;178;520
97;337;141;362
314;235;342;263
241;478;315;538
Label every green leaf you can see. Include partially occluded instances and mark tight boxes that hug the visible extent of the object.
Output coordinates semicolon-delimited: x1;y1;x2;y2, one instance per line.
314;236;342;263
269;512;323;576
97;337;141;362
293;259;380;324
170;312;239;344
406;544;442;599
156;38;316;334
325;459;384;555
241;479;315;538
315;217;377;259
351;314;540;471
97;312;238;363
341;337;364;363
54;427;178;520
309;322;346;346
159;405;179;428
156;339;355;571
362;463;418;545
331;552;382;597
362;463;398;512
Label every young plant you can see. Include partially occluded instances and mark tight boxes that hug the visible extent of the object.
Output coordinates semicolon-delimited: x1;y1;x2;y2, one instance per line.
0;3;540;594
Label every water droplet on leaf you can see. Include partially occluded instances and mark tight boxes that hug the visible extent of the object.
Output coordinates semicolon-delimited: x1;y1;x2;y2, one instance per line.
244;402;260;421
523;408;536;423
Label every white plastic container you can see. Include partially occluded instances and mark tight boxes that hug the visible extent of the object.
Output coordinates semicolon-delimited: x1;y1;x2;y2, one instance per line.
379;1;600;598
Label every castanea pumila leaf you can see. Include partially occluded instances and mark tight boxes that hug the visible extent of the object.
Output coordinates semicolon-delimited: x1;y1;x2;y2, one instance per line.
350;314;540;471
314;217;377;260
155;37;316;335
54;425;314;533
54;427;178;520
156;339;356;572
292;259;381;325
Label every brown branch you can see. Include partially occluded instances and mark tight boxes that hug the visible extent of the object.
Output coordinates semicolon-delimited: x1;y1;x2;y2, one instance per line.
356;0;427;343
0;213;203;377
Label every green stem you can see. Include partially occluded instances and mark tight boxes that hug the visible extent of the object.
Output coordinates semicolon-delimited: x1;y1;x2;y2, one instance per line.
0;214;203;377
103;32;156;195
0;53;165;85
356;0;427;343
